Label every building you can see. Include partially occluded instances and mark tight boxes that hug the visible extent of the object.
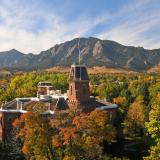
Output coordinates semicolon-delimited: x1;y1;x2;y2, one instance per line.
0;110;25;141
68;64;96;112
0;64;118;142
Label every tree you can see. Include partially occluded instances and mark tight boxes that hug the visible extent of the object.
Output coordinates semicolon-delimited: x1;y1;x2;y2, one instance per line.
13;112;55;160
145;105;160;141
124;96;145;137
143;142;160;160
0;141;7;160
97;83;119;101
13;109;116;160
4;128;25;160
144;103;160;159
138;82;149;104
50;110;116;160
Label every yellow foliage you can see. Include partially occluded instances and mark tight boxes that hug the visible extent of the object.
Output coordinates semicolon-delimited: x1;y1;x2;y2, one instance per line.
63;155;75;160
156;92;160;102
85;136;98;147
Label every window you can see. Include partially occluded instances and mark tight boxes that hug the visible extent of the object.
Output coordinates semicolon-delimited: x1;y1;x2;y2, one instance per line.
70;85;73;95
75;67;80;78
0;117;2;127
81;67;89;80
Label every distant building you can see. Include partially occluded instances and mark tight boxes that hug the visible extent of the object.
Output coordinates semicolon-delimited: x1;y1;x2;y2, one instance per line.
0;64;118;142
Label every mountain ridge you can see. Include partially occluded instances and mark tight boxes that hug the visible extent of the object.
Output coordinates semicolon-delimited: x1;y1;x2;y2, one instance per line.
0;37;160;71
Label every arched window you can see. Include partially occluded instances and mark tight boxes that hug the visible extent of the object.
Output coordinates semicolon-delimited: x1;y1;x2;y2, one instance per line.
70;85;73;95
0;117;2;127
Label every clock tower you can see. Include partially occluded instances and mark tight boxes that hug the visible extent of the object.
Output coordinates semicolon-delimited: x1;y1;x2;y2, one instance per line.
68;64;95;112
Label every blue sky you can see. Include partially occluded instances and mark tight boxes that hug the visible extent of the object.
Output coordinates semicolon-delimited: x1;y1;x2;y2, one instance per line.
0;0;160;53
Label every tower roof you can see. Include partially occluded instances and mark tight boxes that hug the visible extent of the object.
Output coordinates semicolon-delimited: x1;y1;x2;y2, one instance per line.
68;64;89;81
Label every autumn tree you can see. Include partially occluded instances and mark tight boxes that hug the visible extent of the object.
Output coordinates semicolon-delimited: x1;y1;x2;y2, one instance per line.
123;96;145;137
12;107;117;160
13;112;55;160
51;110;116;160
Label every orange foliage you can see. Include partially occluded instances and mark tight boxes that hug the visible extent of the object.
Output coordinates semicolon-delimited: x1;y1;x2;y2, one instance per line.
60;127;78;145
73;110;108;129
52;135;61;147
89;110;108;128
113;96;126;104
12;118;20;128
22;140;30;155
13;109;116;159
72;114;88;130
14;112;54;160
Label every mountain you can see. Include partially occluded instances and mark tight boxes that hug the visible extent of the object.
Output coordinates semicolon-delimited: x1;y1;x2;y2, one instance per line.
0;37;160;71
0;49;24;68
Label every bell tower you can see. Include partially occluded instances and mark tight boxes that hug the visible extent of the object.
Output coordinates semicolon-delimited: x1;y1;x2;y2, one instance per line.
68;64;95;112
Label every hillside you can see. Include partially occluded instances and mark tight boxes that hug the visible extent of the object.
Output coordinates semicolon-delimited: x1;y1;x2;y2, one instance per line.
147;65;160;73
46;66;136;74
0;69;11;76
0;37;160;71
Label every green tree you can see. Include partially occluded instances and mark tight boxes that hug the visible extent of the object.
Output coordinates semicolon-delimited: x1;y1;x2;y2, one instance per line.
144;103;160;159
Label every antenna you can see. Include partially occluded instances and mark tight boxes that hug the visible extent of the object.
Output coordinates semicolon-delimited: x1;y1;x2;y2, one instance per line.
78;38;81;65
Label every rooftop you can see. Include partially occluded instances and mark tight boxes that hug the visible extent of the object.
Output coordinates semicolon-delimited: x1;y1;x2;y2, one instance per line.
96;100;118;110
37;82;53;87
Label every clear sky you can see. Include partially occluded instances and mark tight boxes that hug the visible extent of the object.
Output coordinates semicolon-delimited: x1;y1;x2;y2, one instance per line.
0;0;160;54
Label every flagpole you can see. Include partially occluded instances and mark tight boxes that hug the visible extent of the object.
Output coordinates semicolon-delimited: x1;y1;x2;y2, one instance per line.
78;38;80;65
